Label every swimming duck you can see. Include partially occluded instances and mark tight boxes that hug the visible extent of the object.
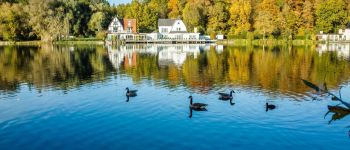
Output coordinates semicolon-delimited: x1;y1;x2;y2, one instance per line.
218;90;235;100
266;103;276;112
189;96;208;110
126;87;137;97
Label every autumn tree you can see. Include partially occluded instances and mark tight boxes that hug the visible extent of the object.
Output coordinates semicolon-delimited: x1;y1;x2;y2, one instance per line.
254;0;279;39
207;1;229;35
228;0;252;36
168;0;181;18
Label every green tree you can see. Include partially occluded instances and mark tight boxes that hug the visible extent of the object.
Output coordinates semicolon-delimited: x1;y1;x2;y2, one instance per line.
315;0;347;33
139;4;158;32
182;1;205;33
207;1;229;35
0;3;32;41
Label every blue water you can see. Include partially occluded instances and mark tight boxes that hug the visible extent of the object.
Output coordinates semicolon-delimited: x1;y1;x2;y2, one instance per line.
0;44;350;149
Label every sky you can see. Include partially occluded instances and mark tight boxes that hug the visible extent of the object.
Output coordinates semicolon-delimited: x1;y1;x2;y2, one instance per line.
108;0;131;5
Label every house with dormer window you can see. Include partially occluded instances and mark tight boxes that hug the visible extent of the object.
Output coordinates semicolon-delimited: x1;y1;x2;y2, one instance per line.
156;19;199;40
108;17;124;33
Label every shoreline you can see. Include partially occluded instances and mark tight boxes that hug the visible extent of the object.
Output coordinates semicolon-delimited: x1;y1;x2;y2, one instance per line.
0;40;105;46
0;39;335;46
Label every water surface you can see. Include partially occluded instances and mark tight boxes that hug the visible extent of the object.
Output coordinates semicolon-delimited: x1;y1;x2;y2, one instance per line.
0;44;350;149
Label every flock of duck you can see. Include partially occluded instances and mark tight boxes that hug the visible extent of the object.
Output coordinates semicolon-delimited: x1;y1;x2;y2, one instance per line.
125;87;277;115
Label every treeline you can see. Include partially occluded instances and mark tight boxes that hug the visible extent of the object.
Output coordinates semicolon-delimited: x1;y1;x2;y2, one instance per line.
117;0;350;39
0;0;116;41
1;0;350;41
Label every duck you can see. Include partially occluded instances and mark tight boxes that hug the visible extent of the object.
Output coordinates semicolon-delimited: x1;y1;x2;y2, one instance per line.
266;103;276;112
218;90;235;100
189;96;208;110
126;87;137;97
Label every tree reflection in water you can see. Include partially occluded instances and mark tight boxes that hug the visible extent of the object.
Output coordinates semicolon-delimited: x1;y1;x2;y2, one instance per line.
302;79;350;138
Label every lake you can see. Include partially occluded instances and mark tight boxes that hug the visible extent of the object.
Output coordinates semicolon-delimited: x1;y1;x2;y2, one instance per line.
0;44;350;150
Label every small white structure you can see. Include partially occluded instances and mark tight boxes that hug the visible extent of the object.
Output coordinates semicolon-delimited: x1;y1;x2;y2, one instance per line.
108;17;124;33
216;34;224;40
317;28;350;42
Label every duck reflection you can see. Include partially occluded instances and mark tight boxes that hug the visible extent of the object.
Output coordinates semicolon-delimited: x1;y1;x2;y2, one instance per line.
126;96;130;102
218;97;235;106
189;107;207;118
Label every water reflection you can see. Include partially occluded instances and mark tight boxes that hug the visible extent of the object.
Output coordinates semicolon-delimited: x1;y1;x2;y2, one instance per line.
0;45;114;92
316;43;350;59
1;44;350;148
107;44;210;69
107;44;350;98
1;44;350;98
302;79;350;137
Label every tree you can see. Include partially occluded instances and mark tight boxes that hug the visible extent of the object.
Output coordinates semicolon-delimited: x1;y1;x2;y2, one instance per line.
182;1;205;33
207;1;229;35
254;0;279;38
0;3;32;41
28;0;68;41
147;0;169;18
228;0;252;36
315;0;347;33
139;4;158;32
168;0;180;18
88;12;106;33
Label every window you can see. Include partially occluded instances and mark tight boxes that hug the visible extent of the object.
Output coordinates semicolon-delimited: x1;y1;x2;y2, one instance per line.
161;28;168;33
177;28;181;31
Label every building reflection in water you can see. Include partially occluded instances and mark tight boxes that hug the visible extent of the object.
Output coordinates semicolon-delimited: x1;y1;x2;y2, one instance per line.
107;44;212;69
316;43;350;59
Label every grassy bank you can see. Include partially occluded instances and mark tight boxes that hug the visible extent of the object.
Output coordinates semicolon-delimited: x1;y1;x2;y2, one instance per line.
0;39;105;46
0;41;42;46
217;39;316;46
53;40;104;45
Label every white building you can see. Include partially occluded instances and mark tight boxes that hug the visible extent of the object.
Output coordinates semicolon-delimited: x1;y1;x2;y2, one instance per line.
108;17;124;33
106;17;207;42
156;19;200;40
317;28;350;41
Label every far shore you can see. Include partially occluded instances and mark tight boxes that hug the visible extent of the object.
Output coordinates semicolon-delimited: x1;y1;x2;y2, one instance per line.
0;39;329;46
0;40;105;46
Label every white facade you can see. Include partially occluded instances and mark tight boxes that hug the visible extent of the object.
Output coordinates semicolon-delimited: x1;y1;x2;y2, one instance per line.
107;18;204;42
108;17;124;33
317;28;350;41
158;20;187;34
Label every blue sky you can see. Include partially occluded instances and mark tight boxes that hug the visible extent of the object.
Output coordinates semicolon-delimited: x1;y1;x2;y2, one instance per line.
108;0;131;5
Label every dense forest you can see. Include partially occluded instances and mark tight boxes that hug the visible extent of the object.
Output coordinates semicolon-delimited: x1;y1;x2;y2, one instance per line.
1;0;350;41
0;0;116;41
